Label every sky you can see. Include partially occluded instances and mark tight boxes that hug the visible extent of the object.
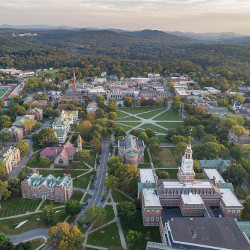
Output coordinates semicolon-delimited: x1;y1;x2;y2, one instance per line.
1;0;250;34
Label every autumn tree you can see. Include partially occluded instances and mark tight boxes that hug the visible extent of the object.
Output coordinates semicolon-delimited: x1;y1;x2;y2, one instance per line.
41;205;55;225
95;108;105;119
23;119;36;133
16;140;29;156
73;149;90;164
230;125;249;137
104;175;119;190
48;222;83;249
85;206;106;226
0;180;11;201
90;137;102;154
157;170;170;179
126;230;142;248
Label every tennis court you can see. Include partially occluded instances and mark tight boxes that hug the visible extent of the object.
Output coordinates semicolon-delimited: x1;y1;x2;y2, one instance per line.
0;87;11;99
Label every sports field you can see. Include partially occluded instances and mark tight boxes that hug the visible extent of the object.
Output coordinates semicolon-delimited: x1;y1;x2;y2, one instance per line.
0;87;11;99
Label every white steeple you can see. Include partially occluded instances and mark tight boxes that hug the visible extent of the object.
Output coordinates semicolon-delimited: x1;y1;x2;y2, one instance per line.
178;138;195;182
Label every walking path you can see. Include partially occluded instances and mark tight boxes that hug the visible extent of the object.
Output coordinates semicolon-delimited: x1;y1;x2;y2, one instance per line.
35;199;45;212
114;189;133;201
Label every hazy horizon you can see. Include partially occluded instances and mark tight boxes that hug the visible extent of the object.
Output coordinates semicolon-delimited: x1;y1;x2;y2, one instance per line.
1;0;250;35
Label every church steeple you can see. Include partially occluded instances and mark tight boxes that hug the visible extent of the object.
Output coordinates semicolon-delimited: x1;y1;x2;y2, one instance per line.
177;138;195;182
77;135;82;151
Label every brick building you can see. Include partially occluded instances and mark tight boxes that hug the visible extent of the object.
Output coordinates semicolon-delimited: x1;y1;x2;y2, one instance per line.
21;172;73;202
3;126;23;141
27;108;43;120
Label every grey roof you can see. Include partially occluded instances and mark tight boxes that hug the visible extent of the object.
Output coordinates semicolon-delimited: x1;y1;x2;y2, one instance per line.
119;135;144;150
168;217;250;250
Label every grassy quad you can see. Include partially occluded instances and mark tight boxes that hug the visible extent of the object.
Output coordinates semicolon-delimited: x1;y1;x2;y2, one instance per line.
155;122;183;129
73;171;93;189
138;124;168;134
153;109;183;121
136;108;165;119
0;198;42;217
152;147;181;168
112;190;131;203
87;222;122;249
118;107;157;114
37;169;88;178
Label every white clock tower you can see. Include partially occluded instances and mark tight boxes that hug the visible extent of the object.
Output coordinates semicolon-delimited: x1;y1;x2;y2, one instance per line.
178;139;195;182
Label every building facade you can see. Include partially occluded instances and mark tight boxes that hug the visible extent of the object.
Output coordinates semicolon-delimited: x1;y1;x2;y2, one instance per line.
0;146;20;174
21;172;73;202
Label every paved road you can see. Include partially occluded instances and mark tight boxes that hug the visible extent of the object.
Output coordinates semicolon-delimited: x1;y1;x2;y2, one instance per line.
8;228;49;244
8;120;52;180
73;139;110;224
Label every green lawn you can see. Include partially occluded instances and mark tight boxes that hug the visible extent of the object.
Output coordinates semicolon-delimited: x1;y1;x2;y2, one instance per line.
157;135;169;143
105;205;115;222
67;162;90;170
29;237;45;249
156;169;178;179
0;198;41;217
41;200;64;209
37;169;87;178
71;190;84;201
118;116;141;121
152;147;180;168
112;190;131;203
87;222;122;249
156;122;183;129
73;171;93;189
138;163;152;168
120;210;161;250
139;124;168;134
0;87;11;98
137;109;164;119
0;210;67;235
118;122;141;127
117;111;129;119
85;152;96;167
153;109;183;121
118;107;158;114
27;153;50;168
118;124;134;132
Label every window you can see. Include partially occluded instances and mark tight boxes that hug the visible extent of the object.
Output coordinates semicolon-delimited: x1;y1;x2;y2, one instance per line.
146;217;150;221
151;217;154;221
156;217;159;221
151;210;155;214
237;210;240;213
232;210;235;213
156;210;160;214
228;210;231;213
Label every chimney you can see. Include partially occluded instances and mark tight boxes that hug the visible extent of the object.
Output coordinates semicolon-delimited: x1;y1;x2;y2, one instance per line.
73;72;76;92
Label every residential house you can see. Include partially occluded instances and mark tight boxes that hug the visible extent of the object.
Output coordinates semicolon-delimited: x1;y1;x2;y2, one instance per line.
0;146;20;174
32;100;48;109
228;131;250;144
27;108;43;120
12;115;35;131
3;126;23;141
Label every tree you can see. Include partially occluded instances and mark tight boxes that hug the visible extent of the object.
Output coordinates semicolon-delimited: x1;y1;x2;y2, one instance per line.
130;129;140;137
167;81;175;91
148;142;162;155
104;175;119;190
123;97;132;107
90;137;102;154
65;200;81;216
114;126;126;138
201;135;218;144
33;128;59;145
97;95;105;108
117;202;137;224
40;157;51;168
0;115;11;129
230;125;249;137
109;112;117;121
85;206;106;226
138;132;148;142
126;230;142;248
157;170;170;179
0;131;12;147
0;161;7;181
33;122;42;131
222;164;246;187
41;205;55;225
174;142;187;156
95;108;105;118
0;233;13;250
230;115;245;126
145;128;155;138
79;120;92;133
107;156;123;175
235;187;249;200
23;119;36;133
8;177;21;197
16;140;29;156
0;180;11;201
48;222;83;249
14;241;31;249
171;135;187;145
73;149;90;164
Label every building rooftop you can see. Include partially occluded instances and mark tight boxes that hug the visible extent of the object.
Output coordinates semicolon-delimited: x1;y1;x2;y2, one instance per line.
168;217;250;250
204;169;225;184
163;180;213;189
139;169;155;184
219;188;243;207
199;159;231;172
143;189;161;207
181;193;204;205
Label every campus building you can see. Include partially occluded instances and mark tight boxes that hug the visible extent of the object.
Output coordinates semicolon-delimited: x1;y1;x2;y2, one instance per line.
21;172;73;202
118;135;145;166
140;140;243;228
